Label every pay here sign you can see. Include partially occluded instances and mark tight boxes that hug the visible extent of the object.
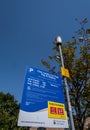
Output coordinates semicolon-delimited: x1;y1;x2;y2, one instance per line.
18;66;68;128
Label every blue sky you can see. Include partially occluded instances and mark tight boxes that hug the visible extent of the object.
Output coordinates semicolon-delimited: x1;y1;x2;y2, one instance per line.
0;0;90;102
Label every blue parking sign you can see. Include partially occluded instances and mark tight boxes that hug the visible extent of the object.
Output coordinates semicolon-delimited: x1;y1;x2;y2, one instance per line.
18;66;68;128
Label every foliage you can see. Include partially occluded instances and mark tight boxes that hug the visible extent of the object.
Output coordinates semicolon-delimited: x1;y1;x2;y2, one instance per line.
0;92;28;130
41;18;90;130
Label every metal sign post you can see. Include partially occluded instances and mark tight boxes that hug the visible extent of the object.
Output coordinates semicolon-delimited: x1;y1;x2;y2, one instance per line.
56;36;75;130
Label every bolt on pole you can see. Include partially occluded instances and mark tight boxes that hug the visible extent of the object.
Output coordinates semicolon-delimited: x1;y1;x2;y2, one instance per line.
56;36;75;130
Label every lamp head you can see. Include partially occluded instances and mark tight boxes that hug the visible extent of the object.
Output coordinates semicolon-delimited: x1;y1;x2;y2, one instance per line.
55;36;62;46
56;36;62;43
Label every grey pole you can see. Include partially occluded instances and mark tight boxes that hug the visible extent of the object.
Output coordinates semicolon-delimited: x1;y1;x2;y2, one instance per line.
56;36;75;130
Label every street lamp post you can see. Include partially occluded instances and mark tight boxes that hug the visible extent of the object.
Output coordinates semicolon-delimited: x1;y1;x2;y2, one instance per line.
56;36;75;130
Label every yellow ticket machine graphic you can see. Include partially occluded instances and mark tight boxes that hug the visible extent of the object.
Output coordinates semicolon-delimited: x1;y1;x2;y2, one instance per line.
48;101;66;119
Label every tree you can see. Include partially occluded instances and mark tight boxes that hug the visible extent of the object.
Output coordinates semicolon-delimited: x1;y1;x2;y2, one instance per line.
0;92;28;130
41;18;90;130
